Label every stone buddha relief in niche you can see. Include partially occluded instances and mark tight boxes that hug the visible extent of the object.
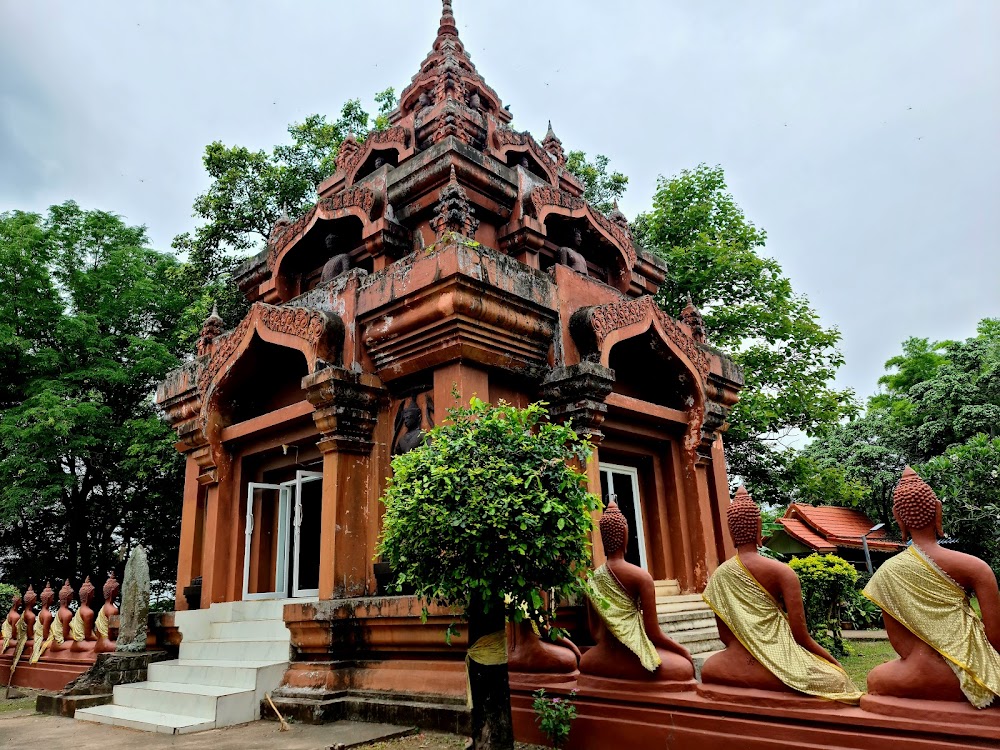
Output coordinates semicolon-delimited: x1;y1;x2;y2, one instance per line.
320;232;352;284
391;392;435;455
558;227;589;276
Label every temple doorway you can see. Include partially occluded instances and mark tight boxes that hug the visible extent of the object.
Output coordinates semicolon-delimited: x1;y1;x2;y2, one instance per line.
599;463;647;570
242;470;323;600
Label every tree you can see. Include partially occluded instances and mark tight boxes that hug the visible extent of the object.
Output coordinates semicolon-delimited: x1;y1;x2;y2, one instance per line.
635;164;857;504
802;319;1000;568
565;151;628;215
173;90;397;348
378;399;599;750
0;203;188;597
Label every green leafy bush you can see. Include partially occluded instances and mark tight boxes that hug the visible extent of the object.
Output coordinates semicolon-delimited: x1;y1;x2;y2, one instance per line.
378;398;600;629
788;554;858;656
0;584;19;613
532;689;578;749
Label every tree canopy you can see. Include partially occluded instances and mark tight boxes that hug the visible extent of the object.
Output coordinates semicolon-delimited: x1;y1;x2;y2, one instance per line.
0;203;188;593
801;319;1000;569
635;164;857;504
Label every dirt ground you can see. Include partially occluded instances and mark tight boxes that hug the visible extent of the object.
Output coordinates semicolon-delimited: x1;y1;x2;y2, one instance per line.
0;709;545;750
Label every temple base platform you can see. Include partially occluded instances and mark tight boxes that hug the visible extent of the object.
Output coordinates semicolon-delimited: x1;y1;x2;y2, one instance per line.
0;652;93;692
511;681;1000;749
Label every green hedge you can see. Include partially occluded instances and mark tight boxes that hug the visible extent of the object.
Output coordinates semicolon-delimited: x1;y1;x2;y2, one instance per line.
788;554;858;657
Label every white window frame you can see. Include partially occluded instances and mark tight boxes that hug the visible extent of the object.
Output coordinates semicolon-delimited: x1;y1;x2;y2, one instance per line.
599;462;648;571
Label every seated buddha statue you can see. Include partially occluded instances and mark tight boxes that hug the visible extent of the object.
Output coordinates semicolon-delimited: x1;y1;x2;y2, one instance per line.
49;580;74;654
69;576;98;652
30;582;55;664
94;572;119;653
863;467;1000;708
507;615;581;674
0;592;21;654
701;487;862;703
8;586;36;677
579;500;695;682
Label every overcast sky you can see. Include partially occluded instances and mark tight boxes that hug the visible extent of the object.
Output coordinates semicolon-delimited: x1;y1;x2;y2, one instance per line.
2;0;997;400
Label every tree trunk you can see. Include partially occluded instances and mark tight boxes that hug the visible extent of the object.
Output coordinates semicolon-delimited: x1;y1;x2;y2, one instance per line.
467;594;514;750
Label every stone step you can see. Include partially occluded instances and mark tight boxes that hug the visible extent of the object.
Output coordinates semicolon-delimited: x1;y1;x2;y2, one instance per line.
670;626;721;645
113;681;255;722
147;659;286;690
658;608;717;627
653;580;680;597
74;704;214;735
178;638;290;662
684;638;726;655
209;617;289;641
656;599;711;616
661;617;717;634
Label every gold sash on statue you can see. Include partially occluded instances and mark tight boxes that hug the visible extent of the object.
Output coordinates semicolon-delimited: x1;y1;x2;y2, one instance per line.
69;609;86;642
8;617;28;679
864;545;1000;708
29;617;49;664
703;556;862;704
95;608;109;639
585;564;661;672
0;618;11;653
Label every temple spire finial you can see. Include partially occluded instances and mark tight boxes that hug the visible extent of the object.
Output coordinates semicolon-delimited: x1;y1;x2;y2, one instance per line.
437;0;459;43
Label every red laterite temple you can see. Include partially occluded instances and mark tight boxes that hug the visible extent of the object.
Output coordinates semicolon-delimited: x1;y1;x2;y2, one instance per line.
154;4;998;747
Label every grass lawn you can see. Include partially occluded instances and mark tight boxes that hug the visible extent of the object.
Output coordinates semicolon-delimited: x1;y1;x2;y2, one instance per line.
0;695;36;714
841;640;897;688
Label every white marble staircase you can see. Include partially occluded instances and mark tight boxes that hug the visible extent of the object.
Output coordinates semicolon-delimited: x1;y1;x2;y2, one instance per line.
75;599;296;734
654;580;723;669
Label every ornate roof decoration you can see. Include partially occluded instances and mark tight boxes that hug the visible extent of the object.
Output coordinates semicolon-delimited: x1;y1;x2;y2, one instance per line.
430;165;479;239
609;201;629;231
391;0;511;126
199;303;345;396
570;295;711;377
528;185;637;270
335;133;361;174
680;295;707;344
266;185;377;270
492;125;560;184
542;120;566;166
197;302;225;357
336;125;412;185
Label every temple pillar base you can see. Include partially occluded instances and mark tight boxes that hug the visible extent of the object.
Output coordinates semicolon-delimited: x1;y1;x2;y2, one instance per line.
696;681;852;710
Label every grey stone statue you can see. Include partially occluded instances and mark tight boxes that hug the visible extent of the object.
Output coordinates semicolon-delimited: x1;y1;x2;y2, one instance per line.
320;232;352;283
558;228;589;276
116;545;150;653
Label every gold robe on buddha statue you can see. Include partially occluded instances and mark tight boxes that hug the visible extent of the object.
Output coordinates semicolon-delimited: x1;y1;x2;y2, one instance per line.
69;609;86;642
8;617;28;678
864;545;1000;708
585;564;661;672
0;618;11;653
29;617;53;665
703;556;863;704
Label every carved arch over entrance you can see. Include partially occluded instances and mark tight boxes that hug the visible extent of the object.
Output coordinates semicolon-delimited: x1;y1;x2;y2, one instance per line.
570;296;710;378
198;303;346;423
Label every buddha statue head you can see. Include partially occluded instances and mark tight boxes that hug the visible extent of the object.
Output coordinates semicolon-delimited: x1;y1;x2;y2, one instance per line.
79;576;95;607
23;585;36;610
39;583;55;610
103;572;120;604
727;485;762;548
599;500;630;556
893;466;943;542
58;580;74;608
9;592;21;612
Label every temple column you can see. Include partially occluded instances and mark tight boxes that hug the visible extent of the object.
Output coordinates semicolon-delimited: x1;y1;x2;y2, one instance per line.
173;455;202;610
710;435;736;561
433;361;489;415
304;366;385;600
541;362;615;567
199;449;234;607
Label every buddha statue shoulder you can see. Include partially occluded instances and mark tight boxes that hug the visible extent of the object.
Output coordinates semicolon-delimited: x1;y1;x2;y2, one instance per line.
863;467;1000;708
50;580;75;653
70;576;98;652
507;600;581;675
579;500;695;682
9;585;36;676
30;582;56;664
319;232;352;284
557;228;588;277
701;487;861;703
1;592;21;654
94;572;119;653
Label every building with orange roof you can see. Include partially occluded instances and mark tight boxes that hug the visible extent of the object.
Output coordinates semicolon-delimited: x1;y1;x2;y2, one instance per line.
765;503;905;568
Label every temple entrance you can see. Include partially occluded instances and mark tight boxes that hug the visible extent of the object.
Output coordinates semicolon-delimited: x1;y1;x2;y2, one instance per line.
242;470;323;600
599;463;647;569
